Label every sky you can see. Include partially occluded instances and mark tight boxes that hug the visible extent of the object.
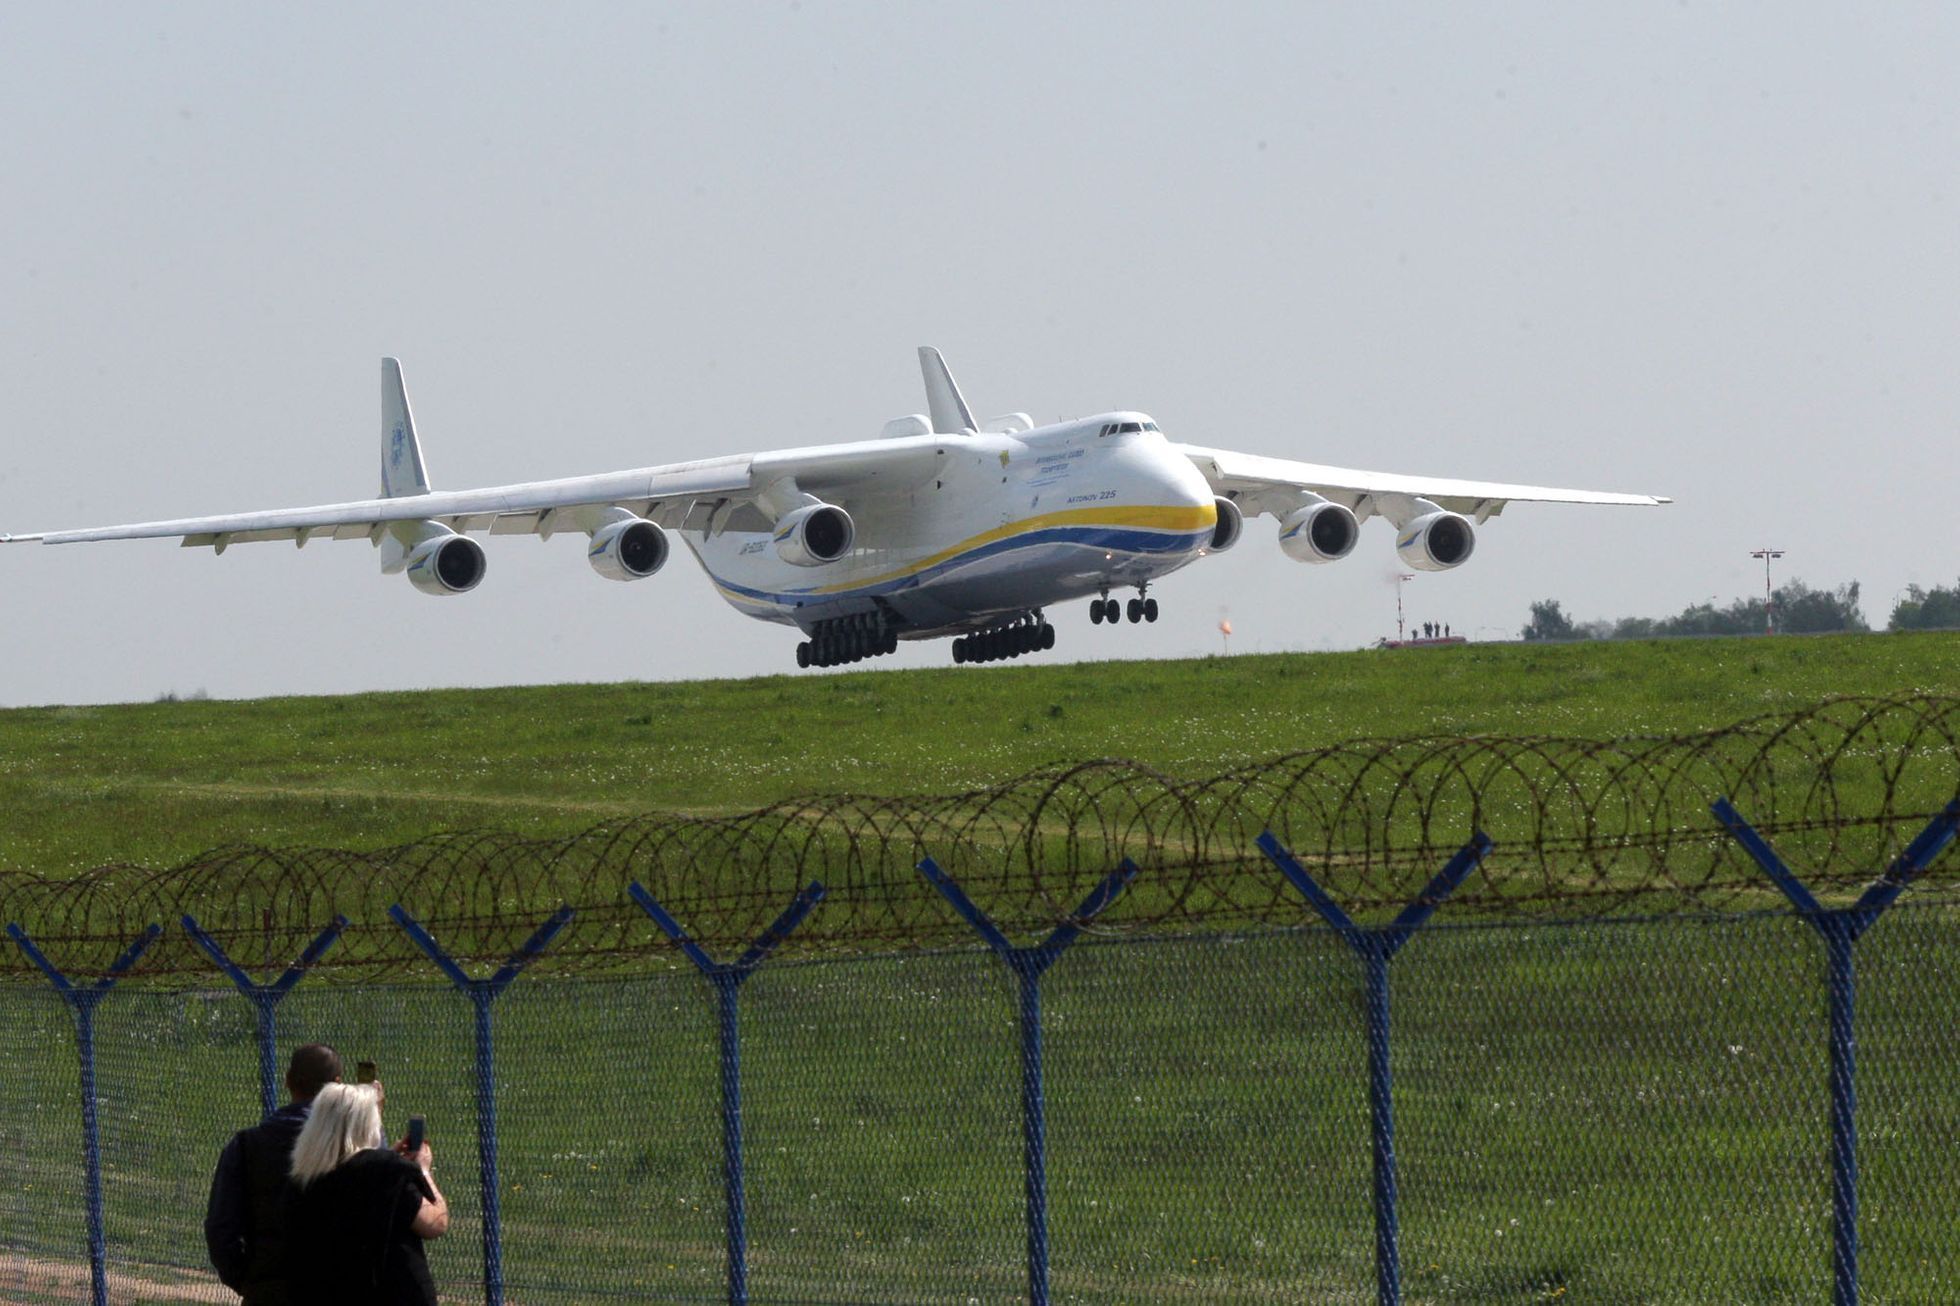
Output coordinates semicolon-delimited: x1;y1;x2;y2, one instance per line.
2;2;1955;707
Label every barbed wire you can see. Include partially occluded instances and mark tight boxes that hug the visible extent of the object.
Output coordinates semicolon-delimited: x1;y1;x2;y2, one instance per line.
2;693;1956;982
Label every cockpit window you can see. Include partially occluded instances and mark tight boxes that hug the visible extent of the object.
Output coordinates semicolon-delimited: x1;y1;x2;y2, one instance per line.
1143;420;1160;432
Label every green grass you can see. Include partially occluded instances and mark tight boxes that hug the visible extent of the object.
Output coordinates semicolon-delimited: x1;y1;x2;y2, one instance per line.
1;631;1953;877
2;633;1958;1303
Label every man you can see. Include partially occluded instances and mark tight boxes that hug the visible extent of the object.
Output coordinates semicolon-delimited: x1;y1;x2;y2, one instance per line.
205;1044;343;1305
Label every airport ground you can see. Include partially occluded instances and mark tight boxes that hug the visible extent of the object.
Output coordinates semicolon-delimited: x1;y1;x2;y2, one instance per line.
0;630;1953;877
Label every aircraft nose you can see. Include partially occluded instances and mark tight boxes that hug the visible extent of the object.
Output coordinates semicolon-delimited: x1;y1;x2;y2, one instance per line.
1148;448;1218;541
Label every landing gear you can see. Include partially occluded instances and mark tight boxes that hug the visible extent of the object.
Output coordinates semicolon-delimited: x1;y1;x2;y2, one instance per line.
953;613;1055;665
796;611;901;669
1094;586;1158;626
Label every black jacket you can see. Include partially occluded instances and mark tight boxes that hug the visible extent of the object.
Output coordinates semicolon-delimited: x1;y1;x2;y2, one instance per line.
205;1102;311;1305
286;1149;438;1306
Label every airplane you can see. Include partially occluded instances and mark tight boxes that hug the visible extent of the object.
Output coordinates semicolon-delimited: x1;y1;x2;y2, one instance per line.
1;350;1668;668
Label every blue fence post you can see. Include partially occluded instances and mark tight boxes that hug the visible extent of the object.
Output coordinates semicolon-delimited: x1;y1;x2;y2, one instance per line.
1257;830;1493;1306
1712;797;1959;1306
916;856;1140;1306
182;914;350;1118
389;904;574;1306
627;879;826;1306
4;922;162;1306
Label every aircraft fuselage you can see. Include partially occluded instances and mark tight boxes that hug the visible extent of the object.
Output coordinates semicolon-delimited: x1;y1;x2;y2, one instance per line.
686;414;1217;638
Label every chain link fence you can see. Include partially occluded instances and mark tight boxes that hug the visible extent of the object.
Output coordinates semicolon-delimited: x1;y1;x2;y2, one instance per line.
3;894;1958;1304
2;694;1957;1303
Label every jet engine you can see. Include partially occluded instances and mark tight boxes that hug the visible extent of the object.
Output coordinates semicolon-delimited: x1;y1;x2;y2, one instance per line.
774;502;855;567
587;517;668;582
1277;500;1359;564
404;533;486;595
1208;497;1243;552
1396;511;1476;572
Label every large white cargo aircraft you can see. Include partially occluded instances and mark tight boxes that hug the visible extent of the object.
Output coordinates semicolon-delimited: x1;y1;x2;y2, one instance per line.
2;350;1666;668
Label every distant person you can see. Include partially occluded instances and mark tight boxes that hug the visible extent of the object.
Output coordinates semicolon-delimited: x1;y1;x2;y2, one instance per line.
205;1044;344;1305
285;1082;448;1306
1444;623;1451;638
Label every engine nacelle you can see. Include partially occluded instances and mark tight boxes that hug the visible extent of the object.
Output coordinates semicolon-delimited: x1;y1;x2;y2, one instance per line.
1277;501;1359;564
587;518;668;582
1208;497;1243;552
774;502;855;567
404;533;486;596
1395;511;1476;572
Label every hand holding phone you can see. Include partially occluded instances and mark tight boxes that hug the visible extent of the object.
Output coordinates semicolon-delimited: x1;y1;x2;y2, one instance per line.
399;1116;431;1173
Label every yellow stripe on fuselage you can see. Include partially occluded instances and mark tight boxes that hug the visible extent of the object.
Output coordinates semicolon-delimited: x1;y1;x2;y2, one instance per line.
717;501;1217;605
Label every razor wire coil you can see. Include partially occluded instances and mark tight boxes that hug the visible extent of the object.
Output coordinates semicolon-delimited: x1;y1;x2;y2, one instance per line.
1;693;1955;981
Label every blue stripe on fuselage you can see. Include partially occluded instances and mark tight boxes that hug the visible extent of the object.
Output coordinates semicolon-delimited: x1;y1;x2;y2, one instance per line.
708;523;1207;608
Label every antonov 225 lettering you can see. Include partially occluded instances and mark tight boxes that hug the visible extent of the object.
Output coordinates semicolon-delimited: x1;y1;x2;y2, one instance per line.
2;350;1667;668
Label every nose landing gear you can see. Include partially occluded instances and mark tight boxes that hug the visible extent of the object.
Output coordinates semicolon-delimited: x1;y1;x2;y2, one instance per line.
1091;585;1158;626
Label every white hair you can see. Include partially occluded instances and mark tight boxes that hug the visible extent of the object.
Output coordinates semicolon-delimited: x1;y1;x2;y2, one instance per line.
289;1082;384;1188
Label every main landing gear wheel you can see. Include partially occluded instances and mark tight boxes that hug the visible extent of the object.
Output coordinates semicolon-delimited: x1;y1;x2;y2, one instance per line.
1090;597;1122;625
953;615;1055;665
795;612;903;669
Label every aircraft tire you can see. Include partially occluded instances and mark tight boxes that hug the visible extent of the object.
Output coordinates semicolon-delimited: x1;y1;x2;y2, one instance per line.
1126;598;1141;623
796;643;811;668
1041;623;1056;650
1090;602;1104;625
1144;598;1159;622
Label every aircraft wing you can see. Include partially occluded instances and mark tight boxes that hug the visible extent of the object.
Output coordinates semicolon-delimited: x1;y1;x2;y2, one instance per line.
0;437;953;550
1171;443;1670;522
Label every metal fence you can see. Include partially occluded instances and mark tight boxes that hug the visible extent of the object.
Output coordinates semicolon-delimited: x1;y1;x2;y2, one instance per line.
4;808;1958;1305
3;695;1959;1304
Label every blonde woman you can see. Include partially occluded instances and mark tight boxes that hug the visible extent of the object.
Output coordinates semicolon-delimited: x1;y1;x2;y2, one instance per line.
283;1082;448;1306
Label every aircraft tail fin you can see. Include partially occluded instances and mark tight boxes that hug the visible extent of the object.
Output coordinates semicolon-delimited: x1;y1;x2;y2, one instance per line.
918;347;977;434
381;358;432;499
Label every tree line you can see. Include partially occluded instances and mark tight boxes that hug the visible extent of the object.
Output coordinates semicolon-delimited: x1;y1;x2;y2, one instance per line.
1521;577;1960;642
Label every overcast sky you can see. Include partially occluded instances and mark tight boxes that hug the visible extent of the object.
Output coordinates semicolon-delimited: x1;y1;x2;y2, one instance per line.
2;3;1954;707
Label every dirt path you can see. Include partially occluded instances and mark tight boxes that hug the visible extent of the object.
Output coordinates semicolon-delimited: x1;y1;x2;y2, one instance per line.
0;1254;230;1304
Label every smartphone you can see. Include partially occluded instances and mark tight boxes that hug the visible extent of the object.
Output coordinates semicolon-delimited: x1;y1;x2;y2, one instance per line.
356;1060;378;1084
404;1116;426;1151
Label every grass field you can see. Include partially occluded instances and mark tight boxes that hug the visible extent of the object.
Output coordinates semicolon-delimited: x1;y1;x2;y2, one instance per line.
1;631;1954;877
3;632;1958;1303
